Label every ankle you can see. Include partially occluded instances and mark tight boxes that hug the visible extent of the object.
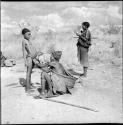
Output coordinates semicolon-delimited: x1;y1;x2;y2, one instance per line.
80;73;87;77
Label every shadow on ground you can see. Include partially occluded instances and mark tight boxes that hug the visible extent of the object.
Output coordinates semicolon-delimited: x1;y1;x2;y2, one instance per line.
6;83;18;87
19;78;26;87
5;82;22;88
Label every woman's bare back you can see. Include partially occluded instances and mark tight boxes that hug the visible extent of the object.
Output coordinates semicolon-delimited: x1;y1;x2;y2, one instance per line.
49;62;66;75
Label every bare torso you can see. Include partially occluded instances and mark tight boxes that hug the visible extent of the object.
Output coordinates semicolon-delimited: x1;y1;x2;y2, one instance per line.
22;39;37;59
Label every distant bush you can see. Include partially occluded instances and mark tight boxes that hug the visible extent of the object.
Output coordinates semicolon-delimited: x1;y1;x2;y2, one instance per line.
100;24;121;35
107;24;121;34
1;23;122;67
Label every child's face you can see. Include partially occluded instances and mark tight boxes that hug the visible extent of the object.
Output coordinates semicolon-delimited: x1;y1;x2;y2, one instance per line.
24;32;31;40
82;24;87;30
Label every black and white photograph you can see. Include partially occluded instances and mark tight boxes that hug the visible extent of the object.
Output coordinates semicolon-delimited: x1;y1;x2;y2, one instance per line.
1;1;123;124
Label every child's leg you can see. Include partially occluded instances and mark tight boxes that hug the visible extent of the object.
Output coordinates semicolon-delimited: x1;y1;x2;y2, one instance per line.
26;57;33;91
41;72;53;94
83;67;88;77
40;72;46;95
80;67;88;77
79;47;89;77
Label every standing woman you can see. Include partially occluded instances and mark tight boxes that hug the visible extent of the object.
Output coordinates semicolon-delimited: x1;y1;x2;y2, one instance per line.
76;22;91;77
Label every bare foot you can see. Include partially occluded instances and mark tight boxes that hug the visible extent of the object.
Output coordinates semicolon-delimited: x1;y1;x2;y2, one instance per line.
34;93;46;99
26;89;35;96
38;94;46;98
46;91;59;98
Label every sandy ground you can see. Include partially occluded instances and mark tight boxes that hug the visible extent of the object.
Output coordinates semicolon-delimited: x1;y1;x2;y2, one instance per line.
1;60;123;124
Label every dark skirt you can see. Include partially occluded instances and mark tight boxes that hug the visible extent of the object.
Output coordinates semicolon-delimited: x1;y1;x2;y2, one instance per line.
77;46;89;67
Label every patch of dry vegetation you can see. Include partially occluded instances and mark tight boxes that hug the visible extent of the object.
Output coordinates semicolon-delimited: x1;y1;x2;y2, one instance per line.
1;24;122;67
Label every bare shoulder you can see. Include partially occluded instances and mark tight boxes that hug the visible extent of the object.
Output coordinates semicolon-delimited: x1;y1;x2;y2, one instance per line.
22;39;28;45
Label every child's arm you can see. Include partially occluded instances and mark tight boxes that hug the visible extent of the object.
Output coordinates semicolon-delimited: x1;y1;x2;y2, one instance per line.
76;32;87;42
81;30;91;44
77;31;91;46
22;41;27;66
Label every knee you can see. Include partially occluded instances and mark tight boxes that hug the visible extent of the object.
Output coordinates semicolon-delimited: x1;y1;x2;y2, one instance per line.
27;58;32;68
41;72;50;80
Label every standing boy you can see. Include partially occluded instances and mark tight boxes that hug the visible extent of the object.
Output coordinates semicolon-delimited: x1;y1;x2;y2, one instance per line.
22;28;38;93
76;22;91;77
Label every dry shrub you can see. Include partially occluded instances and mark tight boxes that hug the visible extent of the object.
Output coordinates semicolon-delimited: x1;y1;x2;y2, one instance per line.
100;24;122;35
1;23;122;67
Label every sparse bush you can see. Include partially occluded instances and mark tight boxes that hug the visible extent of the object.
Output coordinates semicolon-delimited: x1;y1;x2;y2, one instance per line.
1;23;122;67
107;24;121;35
100;24;121;35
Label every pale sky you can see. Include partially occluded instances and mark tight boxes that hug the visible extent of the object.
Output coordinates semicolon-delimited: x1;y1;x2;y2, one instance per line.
1;1;122;33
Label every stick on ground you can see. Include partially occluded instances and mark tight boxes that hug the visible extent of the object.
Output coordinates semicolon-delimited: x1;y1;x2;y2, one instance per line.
34;96;98;112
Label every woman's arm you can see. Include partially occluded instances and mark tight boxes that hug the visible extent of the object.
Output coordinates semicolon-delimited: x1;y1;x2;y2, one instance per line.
36;62;49;68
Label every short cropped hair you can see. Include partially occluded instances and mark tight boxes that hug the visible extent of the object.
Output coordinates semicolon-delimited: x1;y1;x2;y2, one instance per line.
82;22;90;28
22;28;31;35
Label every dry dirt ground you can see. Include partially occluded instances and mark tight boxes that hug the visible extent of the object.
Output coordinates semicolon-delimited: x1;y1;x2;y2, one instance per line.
1;60;123;124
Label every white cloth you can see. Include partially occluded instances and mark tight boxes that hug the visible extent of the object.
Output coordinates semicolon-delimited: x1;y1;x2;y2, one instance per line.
37;53;51;64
